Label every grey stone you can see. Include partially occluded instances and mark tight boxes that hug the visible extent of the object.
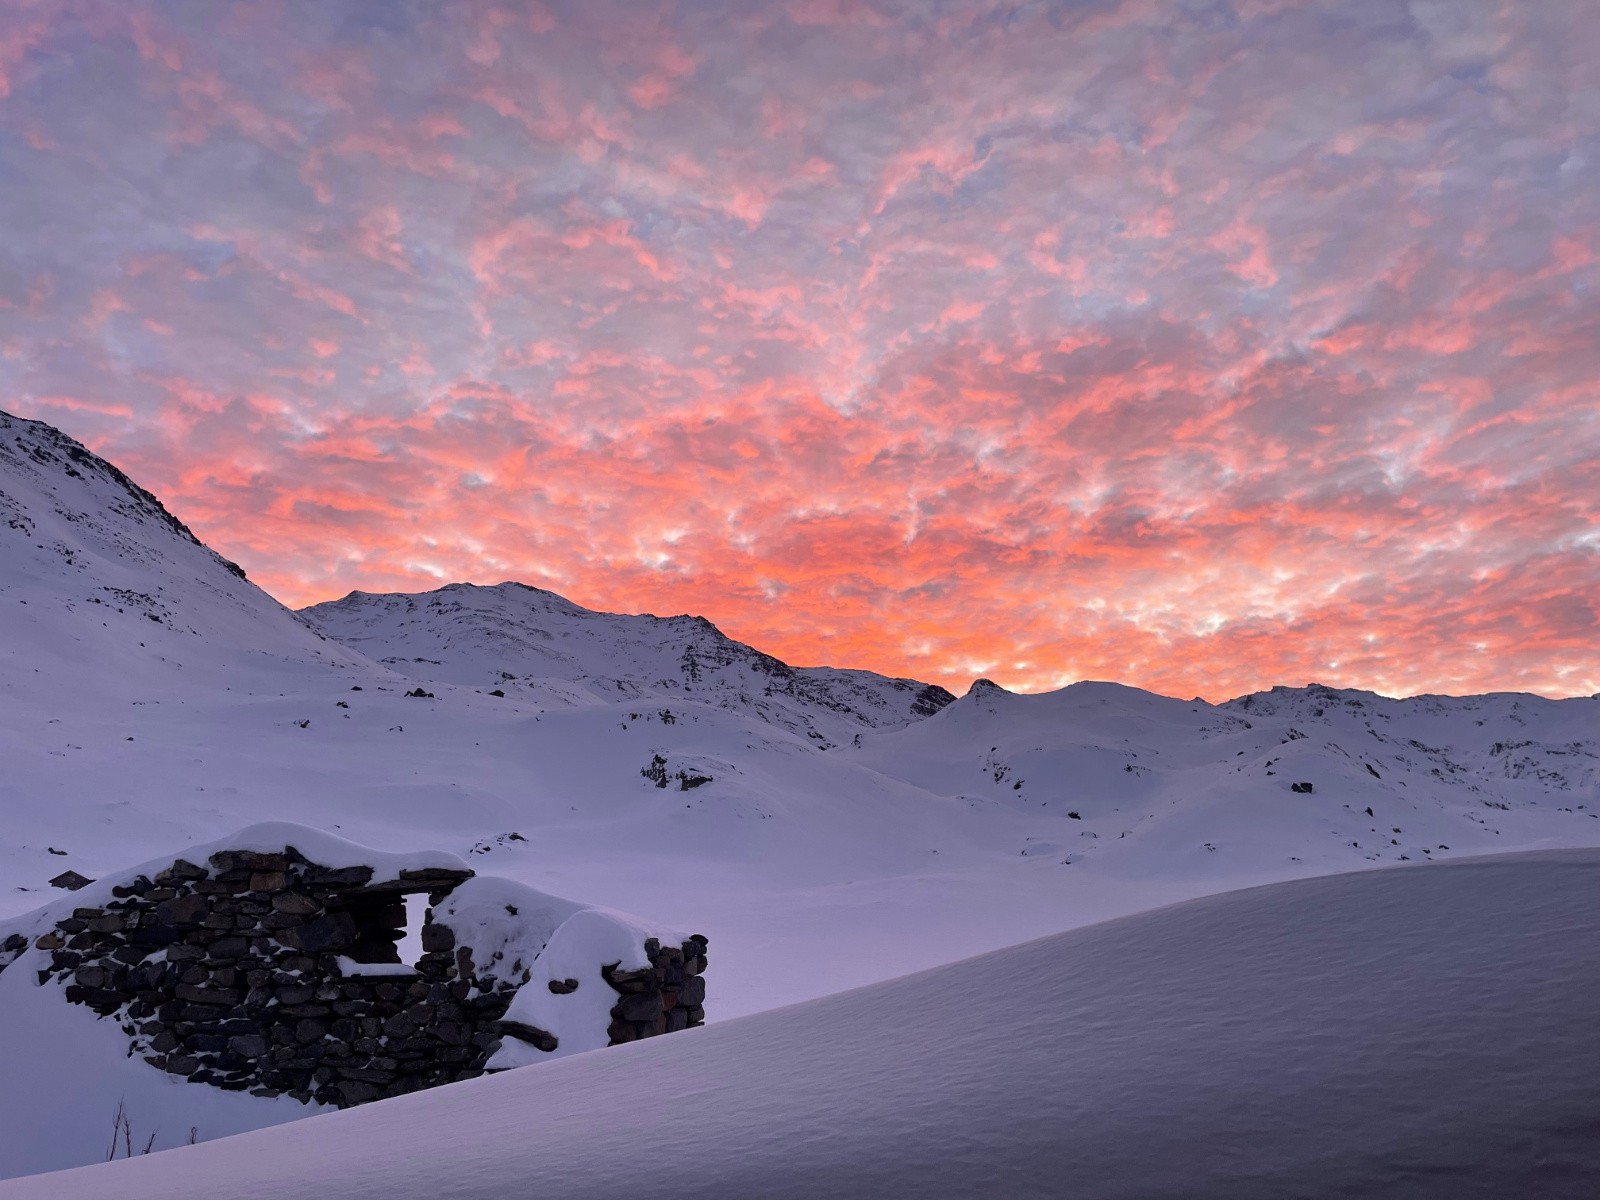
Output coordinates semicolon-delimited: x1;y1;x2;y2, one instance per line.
615;991;664;1023
604;965;655;994
209;850;291;874
274;911;357;953
497;1021;558;1052
295;1019;327;1044
271;891;320;915
155;894;209;925
174;982;241;1005
419;923;455;953
130;923;181;947
302;865;374;888
336;1081;380;1104
207;936;249;959
397;867;473;888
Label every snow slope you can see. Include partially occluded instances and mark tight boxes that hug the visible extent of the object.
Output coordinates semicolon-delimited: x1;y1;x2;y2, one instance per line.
302;582;955;746
7;849;1597;1200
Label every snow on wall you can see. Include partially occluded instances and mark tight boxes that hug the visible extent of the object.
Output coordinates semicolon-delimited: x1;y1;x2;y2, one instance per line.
0;824;706;1133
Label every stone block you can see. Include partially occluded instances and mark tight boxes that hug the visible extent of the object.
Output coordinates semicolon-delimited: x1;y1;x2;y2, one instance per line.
496;1020;558;1053
209;851;291;874
175;983;241;1006
301;865;374;889
129;923;180;947
295;1019;328;1044
614;991;663;1023
229;1034;268;1058
420;923;455;953
274;911;357;954
270;891;320;916
206;936;249;959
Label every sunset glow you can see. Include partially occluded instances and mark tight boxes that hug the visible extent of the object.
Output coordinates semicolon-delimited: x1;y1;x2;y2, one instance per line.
1;0;1595;698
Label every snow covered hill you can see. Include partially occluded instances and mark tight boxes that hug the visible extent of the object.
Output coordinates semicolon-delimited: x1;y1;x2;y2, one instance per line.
853;677;1600;879
301;582;954;746
8;849;1597;1200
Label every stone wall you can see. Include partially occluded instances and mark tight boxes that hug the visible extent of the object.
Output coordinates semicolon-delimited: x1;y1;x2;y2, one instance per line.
18;845;707;1108
604;937;708;1042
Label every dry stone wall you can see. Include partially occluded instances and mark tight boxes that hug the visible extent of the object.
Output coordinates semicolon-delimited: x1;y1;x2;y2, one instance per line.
18;845;707;1108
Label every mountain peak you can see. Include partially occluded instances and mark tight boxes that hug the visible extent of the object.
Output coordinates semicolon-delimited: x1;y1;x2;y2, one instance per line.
0;408;361;691
302;581;954;741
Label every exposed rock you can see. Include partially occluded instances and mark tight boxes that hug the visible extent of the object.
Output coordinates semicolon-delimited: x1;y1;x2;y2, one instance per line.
275;911;358;953
497;1020;558;1053
419;923;455;953
29;844;705;1109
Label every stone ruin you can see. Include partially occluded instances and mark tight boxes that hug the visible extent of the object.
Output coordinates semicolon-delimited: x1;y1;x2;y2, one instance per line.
0;829;707;1109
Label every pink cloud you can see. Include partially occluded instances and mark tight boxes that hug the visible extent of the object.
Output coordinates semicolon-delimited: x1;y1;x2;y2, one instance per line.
2;0;1595;700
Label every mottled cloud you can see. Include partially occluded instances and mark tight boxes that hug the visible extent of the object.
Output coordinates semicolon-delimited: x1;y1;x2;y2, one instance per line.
1;0;1595;698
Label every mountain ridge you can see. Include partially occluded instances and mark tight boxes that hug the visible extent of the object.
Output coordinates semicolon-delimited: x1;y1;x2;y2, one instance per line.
301;580;956;746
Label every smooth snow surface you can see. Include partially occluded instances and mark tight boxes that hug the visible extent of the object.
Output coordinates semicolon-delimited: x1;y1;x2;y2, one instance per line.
7;850;1598;1200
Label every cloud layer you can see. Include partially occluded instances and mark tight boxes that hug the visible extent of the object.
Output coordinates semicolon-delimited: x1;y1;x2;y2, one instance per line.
1;0;1596;698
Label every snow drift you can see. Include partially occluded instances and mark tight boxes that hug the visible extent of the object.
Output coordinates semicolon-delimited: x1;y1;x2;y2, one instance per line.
6;849;1598;1199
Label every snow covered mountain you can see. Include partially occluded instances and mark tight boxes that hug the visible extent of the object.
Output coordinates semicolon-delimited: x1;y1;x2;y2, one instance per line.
852;677;1600;879
301;582;954;746
9;848;1598;1200
0;407;1596;1185
0;408;367;699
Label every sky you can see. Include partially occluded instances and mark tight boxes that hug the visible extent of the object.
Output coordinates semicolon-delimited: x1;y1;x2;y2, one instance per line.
0;0;1596;700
